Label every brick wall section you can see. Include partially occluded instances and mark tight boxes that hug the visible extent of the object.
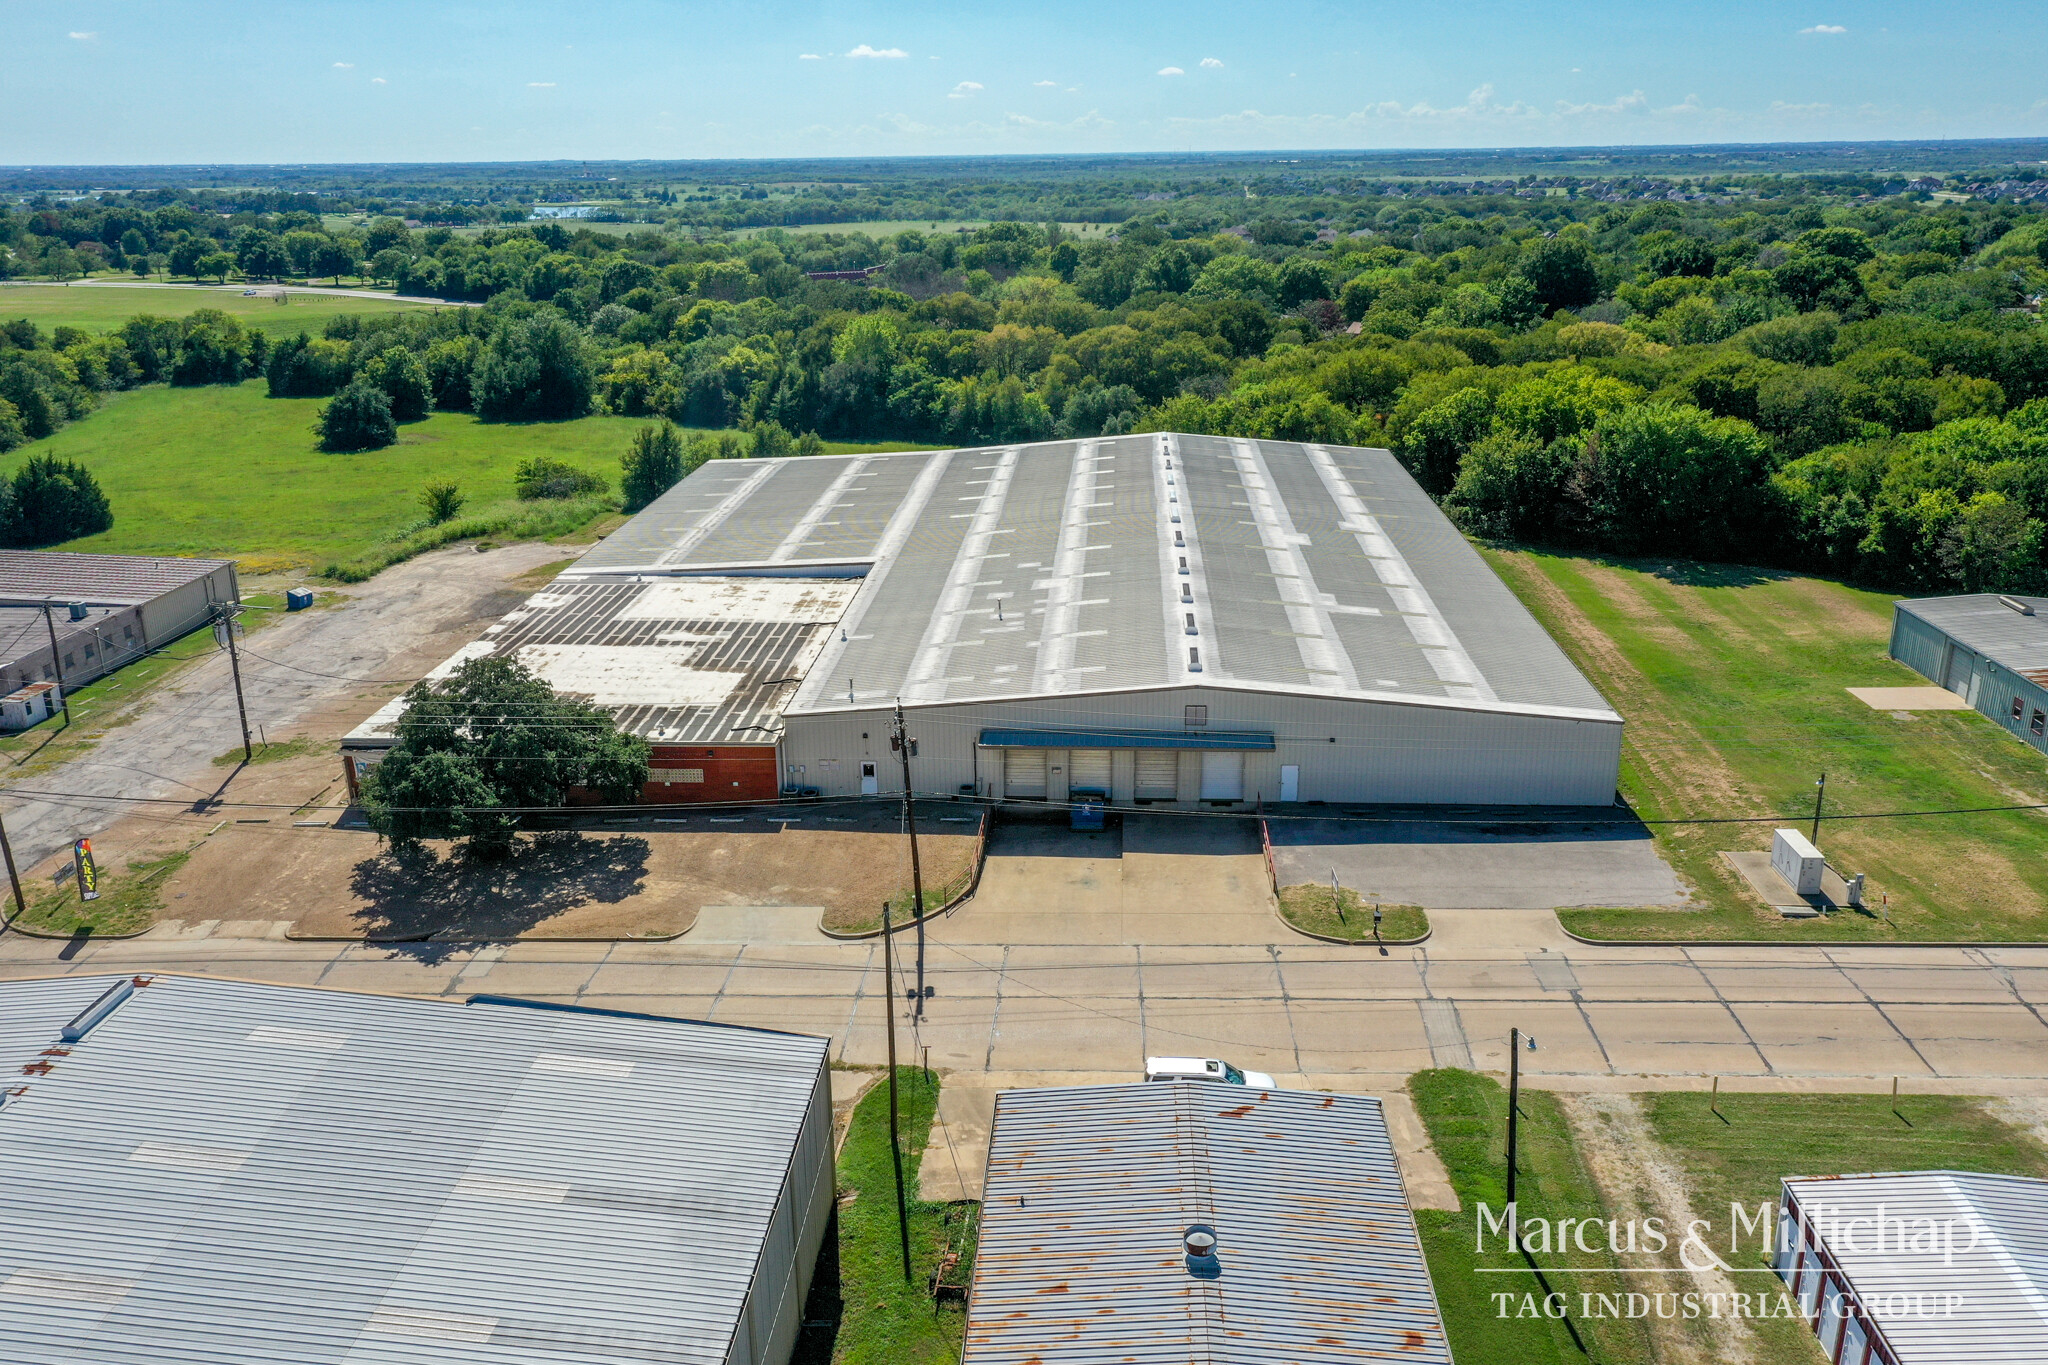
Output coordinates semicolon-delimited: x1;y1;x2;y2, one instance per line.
642;744;781;804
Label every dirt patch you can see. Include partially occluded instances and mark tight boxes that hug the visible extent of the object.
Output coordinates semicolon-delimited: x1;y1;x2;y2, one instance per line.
1983;1097;2048;1153
1559;1093;1759;1365
171;800;978;943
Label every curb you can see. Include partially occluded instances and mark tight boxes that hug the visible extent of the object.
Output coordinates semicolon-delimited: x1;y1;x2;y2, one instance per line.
0;921;151;942
282;926;694;944
1280;919;1432;948
1556;922;2048;950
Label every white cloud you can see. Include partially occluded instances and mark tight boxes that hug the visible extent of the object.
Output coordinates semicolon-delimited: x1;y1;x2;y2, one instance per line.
1555;89;1649;117
1158;66;1184;77
68;30;96;40
1800;23;1847;34
1200;57;1223;69
846;44;907;59
528;81;556;88
372;77;387;85
333;61;354;69
948;81;983;99
799;53;823;60
1034;79;1057;87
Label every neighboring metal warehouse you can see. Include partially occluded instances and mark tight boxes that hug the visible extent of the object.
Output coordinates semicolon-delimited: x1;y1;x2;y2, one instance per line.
0;973;834;1365
366;433;1616;807
0;550;238;729
1890;594;2048;751
963;1082;1451;1363
1777;1169;2048;1365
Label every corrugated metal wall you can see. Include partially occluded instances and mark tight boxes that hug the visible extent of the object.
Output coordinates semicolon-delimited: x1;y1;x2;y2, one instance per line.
724;1056;834;1365
782;686;1622;807
1890;607;2048;754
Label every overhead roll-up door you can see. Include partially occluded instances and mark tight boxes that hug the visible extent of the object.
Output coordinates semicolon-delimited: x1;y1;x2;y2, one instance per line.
1135;749;1180;799
1069;749;1111;793
1200;750;1245;801
1004;747;1047;798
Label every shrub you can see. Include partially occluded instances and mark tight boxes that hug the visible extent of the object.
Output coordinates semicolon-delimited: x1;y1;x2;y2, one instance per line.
3;454;114;547
360;348;431;422
620;421;684;512
514;457;608;500
315;378;397;452
420;481;465;524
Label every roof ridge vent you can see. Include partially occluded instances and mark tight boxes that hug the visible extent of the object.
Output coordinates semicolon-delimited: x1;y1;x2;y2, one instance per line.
1999;595;2035;616
61;976;148;1042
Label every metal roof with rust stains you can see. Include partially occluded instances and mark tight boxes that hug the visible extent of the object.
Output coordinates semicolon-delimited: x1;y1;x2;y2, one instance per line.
963;1081;1452;1364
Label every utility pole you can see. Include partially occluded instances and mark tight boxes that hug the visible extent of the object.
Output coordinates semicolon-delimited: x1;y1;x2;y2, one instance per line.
1505;1027;1522;1214
881;898;912;1283
216;602;253;762
0;804;25;932
892;699;927;1018
1810;772;1827;846
40;603;71;728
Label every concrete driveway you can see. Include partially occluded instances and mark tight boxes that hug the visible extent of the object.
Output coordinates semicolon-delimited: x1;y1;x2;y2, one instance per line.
936;811;1278;945
1268;808;1686;909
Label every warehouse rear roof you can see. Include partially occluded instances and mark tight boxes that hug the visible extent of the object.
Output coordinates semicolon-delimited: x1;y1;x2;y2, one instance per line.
566;434;1617;723
0;973;829;1365
1896;594;2048;680
0;549;232;606
964;1083;1451;1364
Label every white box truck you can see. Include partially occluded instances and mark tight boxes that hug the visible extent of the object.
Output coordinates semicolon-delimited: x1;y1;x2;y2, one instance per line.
1771;828;1824;896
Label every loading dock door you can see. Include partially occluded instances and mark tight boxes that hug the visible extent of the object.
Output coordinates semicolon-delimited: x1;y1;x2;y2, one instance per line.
1200;751;1245;801
1135;749;1180;799
1069;749;1111;793
1004;748;1047;798
1942;643;1975;695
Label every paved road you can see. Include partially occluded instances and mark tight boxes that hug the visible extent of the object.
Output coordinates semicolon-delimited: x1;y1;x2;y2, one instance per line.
51;279;471;306
0;543;562;871
7;908;2043;1093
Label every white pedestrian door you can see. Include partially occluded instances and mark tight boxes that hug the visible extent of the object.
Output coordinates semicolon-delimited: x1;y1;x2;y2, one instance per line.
1135;749;1179;799
1279;764;1299;802
1004;748;1047;798
1200;751;1244;801
1069;749;1111;793
860;761;879;796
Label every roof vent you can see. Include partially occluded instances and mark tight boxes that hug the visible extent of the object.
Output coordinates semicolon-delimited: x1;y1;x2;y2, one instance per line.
2000;595;2035;616
1184;1224;1220;1278
62;977;143;1042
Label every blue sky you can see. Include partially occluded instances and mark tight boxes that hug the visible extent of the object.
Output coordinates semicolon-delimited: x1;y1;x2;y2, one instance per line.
8;1;2047;164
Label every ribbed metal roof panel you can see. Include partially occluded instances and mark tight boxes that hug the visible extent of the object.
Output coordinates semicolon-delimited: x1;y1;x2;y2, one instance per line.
0;974;127;1073
1895;596;2048;677
561;437;1617;726
1783;1170;2048;1363
0;551;231;606
0;974;829;1365
963;1083;1452;1364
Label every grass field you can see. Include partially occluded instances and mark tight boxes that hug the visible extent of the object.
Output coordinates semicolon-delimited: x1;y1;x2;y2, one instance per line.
1276;882;1428;941
822;1067;973;1365
0;382;936;574
0;283;432;335
1487;550;2048;942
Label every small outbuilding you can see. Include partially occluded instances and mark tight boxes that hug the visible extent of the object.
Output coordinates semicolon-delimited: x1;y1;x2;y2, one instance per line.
964;1082;1451;1363
0;973;834;1365
1777;1169;2048;1365
0;549;238;727
1889;593;2048;750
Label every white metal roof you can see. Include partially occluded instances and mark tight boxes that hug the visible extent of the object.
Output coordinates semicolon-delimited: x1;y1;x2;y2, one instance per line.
566;435;1619;726
964;1082;1452;1364
0;973;830;1365
1784;1169;2048;1363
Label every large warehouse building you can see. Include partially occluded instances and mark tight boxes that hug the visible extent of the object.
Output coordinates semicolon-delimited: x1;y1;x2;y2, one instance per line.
345;434;1621;807
1889;593;2048;752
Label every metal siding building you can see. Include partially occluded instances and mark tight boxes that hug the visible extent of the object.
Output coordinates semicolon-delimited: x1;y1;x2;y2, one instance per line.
1889;595;2048;752
0;974;833;1365
1777;1170;2048;1365
550;434;1622;808
0;550;238;717
963;1083;1452;1363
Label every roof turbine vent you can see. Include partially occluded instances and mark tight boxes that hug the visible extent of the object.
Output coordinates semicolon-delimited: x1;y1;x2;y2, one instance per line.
1184;1224;1220;1278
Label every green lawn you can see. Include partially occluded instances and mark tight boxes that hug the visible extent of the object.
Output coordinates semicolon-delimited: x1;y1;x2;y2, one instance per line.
1409;1069;1655;1365
1277;883;1428;941
2;382;934;575
0;282;431;335
1487;550;2048;942
824;1066;974;1365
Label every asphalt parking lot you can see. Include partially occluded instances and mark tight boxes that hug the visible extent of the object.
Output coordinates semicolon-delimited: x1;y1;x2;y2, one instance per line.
1267;807;1687;909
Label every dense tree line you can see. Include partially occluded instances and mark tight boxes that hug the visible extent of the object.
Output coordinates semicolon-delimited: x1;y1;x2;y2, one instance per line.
8;183;2048;593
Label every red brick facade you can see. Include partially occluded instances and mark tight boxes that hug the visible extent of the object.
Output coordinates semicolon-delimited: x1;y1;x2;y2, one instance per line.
642;744;781;804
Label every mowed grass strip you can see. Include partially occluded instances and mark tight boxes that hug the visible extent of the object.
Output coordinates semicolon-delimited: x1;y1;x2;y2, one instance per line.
0;282;432;335
1486;550;2048;942
1409;1068;1655;1365
1276;882;1428;941
0;381;937;571
825;1066;973;1365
